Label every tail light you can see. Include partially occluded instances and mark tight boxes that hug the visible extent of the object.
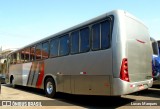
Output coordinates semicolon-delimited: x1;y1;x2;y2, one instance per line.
120;58;130;82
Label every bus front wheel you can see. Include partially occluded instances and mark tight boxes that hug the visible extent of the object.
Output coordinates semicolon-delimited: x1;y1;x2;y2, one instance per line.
44;78;56;98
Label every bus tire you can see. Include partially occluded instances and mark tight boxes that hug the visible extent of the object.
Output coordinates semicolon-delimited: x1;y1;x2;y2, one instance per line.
44;78;56;98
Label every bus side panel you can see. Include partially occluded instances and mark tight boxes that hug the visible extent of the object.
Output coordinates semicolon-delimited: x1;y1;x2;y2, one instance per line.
22;63;32;86
91;76;111;95
45;49;112;96
72;75;111;95
45;58;71;93
27;62;38;87
31;62;40;87
9;64;23;85
26;61;44;88
73;75;91;95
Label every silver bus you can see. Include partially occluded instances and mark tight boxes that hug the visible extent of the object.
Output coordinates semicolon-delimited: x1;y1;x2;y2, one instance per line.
7;10;153;98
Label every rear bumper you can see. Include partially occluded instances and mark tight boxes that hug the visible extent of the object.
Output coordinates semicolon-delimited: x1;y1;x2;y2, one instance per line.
112;78;153;95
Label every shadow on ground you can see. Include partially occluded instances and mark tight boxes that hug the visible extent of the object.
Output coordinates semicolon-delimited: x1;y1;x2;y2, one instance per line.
56;93;135;108
2;84;135;108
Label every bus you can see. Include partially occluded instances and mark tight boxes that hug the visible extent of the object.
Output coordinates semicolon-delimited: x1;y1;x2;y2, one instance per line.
152;40;160;85
7;10;153;98
158;40;160;55
150;37;160;84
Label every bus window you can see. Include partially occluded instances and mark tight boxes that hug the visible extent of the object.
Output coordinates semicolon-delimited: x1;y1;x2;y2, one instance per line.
59;35;69;56
36;43;42;60
7;55;11;65
30;46;35;61
92;23;100;50
92;20;110;50
101;21;110;49
71;31;79;54
50;38;59;57
21;50;25;63
25;48;30;62
42;41;49;59
80;27;90;52
10;54;13;64
16;52;21;64
13;53;17;64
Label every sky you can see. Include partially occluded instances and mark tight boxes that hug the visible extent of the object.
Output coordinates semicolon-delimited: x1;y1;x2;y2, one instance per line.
0;0;160;50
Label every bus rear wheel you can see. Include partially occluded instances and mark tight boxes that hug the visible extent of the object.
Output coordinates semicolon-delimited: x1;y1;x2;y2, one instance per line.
44;78;56;98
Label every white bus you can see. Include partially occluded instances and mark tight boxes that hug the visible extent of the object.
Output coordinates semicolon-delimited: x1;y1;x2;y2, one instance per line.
7;10;153;98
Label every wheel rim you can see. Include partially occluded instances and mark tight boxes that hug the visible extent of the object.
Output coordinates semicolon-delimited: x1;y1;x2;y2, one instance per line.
46;81;53;94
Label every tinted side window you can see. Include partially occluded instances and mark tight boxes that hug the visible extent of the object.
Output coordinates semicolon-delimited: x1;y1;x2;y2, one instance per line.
25;48;30;62
13;53;17;64
92;20;110;50
8;55;11;65
10;54;13;64
42;41;49;59
17;52;21;64
30;47;35;61
50;39;59;57
101;21;110;49
21;50;25;63
71;31;79;54
80;27;90;52
59;35;69;56
36;44;42;60
92;24;100;50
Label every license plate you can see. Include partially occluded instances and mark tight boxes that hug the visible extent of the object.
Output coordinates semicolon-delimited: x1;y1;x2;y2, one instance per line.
139;85;144;90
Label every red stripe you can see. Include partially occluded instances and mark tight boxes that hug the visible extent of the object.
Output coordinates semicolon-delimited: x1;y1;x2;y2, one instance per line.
136;39;146;44
36;61;44;88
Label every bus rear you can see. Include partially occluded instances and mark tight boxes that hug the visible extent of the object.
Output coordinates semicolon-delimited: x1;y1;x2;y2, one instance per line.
113;11;153;95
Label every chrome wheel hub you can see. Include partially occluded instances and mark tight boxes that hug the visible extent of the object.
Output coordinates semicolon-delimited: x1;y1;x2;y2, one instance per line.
46;82;53;94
